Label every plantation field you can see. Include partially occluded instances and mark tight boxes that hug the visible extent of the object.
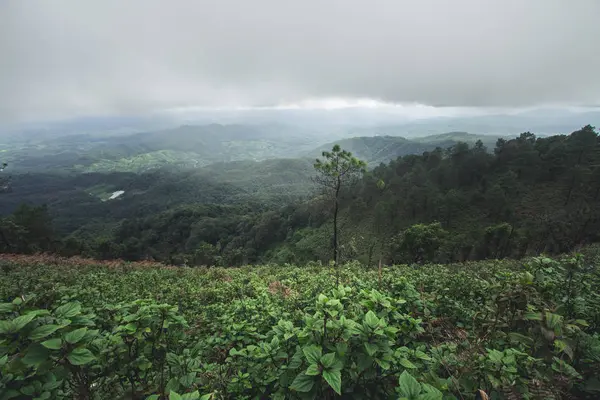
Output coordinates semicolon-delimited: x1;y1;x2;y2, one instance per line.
1;253;599;399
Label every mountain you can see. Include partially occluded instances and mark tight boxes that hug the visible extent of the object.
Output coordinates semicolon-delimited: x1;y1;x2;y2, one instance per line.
3;124;327;173
312;132;502;165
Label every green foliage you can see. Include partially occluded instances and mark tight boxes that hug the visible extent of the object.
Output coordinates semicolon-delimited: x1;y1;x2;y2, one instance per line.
391;222;448;264
1;252;599;398
314;145;366;265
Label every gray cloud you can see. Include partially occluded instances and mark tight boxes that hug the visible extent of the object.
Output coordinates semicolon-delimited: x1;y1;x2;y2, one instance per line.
1;0;599;123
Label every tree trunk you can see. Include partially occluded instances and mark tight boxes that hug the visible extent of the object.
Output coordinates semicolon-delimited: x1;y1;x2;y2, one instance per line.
333;177;341;266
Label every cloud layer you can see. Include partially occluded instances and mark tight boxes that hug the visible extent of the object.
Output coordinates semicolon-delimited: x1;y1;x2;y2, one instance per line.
1;0;599;122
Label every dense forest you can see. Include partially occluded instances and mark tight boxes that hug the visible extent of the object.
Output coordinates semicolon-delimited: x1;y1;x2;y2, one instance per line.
2;125;600;399
1;125;598;267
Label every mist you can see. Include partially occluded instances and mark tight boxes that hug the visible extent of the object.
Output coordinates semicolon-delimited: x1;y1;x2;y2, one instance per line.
2;0;600;124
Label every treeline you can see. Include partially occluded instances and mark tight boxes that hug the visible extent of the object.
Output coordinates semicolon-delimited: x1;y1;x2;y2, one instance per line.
1;125;598;266
337;124;600;264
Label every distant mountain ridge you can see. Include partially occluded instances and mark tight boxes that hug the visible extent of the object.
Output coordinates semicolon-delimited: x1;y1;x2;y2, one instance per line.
312;132;503;165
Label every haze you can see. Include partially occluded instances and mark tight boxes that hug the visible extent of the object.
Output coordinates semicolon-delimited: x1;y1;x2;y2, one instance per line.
1;0;600;124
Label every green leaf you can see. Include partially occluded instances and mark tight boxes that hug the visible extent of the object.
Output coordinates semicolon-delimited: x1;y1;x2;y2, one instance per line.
166;377;181;393
419;384;443;400
0;303;14;313
199;395;212;400
289;372;315;392
414;350;431;361
364;342;378;356
418;392;443;400
524;312;542;321
507;332;534;346
302;345;322;365
55;302;81;318
375;358;391;370
180;372;196;388
364;310;379;328
29;324;61;341
320;352;337;369
0;320;13;334
181;392;200;400
11;313;37;332
305;364;321;376
64;328;88;344
67;348;95;365
41;338;62;350
22;344;50;366
398;371;421;400
322;369;342;395
166;352;179;367
399;358;417;369
169;391;183;400
146;396;160;400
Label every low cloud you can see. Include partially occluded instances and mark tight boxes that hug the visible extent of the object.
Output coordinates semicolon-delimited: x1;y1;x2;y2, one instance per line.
1;0;599;123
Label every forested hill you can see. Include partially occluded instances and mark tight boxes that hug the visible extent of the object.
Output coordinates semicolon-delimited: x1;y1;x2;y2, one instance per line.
310;132;502;166
334;125;600;264
0;125;598;266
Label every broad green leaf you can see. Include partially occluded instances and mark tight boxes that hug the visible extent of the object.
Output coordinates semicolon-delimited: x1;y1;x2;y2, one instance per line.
524;312;542;321
65;328;88;344
487;349;503;362
169;391;183;400
418;392;443;400
199;395;213;400
364;311;379;328
414;350;431;361
182;392;200;400
289;372;315;392
55;302;81;319
288;348;303;369
419;384;443;400
146;396;160;400
41;338;62;350
180;372;196;388
320;352;337;369
0;303;14;313
0;320;13;334
67;348;95;365
507;332;534;346
166;352;179;367
375;358;391;370
322;369;342;395
398;371;421;400
305;364;321;376
11;313;37;332
22;343;50;366
166;377;181;393
302;345;322;365
399;358;417;369
42;374;61;391
29;324;61;341
364;342;378;356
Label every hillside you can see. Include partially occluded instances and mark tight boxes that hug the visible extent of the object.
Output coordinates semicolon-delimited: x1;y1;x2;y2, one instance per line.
311;132;502;166
2;125;598;268
1;252;599;399
2;124;326;173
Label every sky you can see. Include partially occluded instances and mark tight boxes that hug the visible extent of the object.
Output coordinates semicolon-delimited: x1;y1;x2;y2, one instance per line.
1;0;600;124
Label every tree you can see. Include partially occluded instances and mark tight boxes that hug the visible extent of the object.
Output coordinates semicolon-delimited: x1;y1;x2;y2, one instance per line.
314;145;366;265
0;162;10;193
392;222;448;264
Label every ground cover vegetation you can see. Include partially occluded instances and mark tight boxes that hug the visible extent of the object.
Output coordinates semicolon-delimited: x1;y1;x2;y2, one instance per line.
1;250;599;399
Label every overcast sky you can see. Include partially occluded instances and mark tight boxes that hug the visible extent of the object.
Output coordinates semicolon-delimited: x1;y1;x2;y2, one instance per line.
1;0;599;123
